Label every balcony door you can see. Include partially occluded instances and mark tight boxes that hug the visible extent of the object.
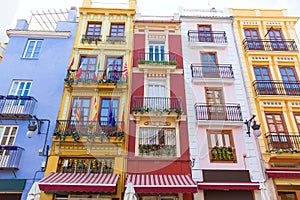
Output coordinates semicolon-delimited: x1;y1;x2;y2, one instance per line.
146;80;167;110
279;66;300;94
201;52;219;78
268;28;286;50
149;41;165;61
69;97;91;132
2;81;32;114
198;25;213;42
244;28;263;50
99;98;119;129
205;87;226;120
293;112;300;132
0;126;18;167
77;56;97;81
254;66;275;95
265;112;291;149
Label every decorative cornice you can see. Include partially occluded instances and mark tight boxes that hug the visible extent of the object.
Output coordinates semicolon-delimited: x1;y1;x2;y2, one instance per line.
6;29;71;38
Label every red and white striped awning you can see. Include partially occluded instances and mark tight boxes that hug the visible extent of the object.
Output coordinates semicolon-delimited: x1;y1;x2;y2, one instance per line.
38;173;119;193
126;174;197;194
266;168;300;178
197;182;260;190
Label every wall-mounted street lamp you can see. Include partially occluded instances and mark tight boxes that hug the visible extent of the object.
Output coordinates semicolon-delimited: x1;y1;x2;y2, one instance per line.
244;115;262;137
26;115;50;157
190;157;195;168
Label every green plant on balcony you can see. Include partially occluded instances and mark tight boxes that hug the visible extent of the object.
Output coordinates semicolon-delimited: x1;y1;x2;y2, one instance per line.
54;130;82;143
132;106;182;119
138;60;178;66
99;78;118;85
64;77;74;87
211;146;235;161
266;148;300;154
81;37;101;45
139;144;176;156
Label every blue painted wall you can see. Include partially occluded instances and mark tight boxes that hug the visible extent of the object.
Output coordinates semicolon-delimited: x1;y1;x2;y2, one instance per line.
0;8;77;200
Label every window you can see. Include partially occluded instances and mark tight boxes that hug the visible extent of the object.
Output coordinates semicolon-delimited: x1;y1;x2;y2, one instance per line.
0;126;18;167
146;80;167;109
99;98;119;125
253;66;274;94
201;52;219;78
149;41;165;61
278;192;296;200
86;23;102;38
104;57;123;80
9;81;32;96
293;112;300;132
110;23;125;36
23;39;43;58
279;66;299;93
208;130;235;162
268;28;286;50
139;128;176;156
198;25;212;42
265;112;290;149
205;87;226;120
244;28;263;50
69;97;91;122
77;56;97;81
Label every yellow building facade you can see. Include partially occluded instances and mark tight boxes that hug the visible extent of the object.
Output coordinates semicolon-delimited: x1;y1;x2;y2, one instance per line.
230;8;300;199
40;0;135;199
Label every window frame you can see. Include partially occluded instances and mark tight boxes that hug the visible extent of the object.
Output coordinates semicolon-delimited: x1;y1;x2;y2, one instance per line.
69;97;91;122
22;39;43;59
109;23;125;37
99;97;119;124
77;55;98;81
197;24;213;42
86;22;102;38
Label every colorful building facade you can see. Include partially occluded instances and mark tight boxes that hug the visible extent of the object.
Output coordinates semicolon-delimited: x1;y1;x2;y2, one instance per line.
0;8;77;200
39;0;135;199
180;8;268;200
230;8;300;199
127;14;197;200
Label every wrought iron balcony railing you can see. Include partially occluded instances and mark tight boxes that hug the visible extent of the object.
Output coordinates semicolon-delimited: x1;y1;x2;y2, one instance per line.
131;97;183;116
81;35;102;45
188;31;227;43
58;158;114;174
242;39;298;51
137;52;177;66
0;146;24;170
106;35;126;43
64;69;127;87
266;133;300;151
191;64;234;79
0;95;37;120
253;81;300;96
195;103;242;121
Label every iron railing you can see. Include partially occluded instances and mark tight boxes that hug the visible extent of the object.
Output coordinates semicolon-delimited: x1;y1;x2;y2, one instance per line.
65;69;127;86
132;97;182;112
242;39;298;51
106;35;126;42
137;52;177;65
195;103;242;121
0;95;37;119
55;120;124;136
188;31;227;43
0;146;24;169
266;133;300;150
58;158;114;174
253;81;300;96
81;35;102;44
191;64;234;79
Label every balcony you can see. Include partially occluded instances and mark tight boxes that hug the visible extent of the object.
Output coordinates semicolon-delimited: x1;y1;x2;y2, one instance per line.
191;64;234;84
131;97;183;118
266;133;300;153
57;157;114;174
187;30;227;49
242;39;298;52
81;35;101;45
195;103;243;127
106;35;126;43
253;81;300;96
64;69;127;89
137;52;177;71
0;146;24;170
54;120;125;143
0;95;37;120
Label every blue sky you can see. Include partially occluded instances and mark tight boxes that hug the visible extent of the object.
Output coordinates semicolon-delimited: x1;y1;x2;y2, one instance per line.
0;0;299;43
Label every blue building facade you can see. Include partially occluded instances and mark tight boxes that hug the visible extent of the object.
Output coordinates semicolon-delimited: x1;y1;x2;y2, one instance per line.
0;8;77;200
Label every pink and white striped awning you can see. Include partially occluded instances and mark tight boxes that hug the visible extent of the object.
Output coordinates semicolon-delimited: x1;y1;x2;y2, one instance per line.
197;182;260;190
266;168;300;178
38;173;119;193
126;174;197;194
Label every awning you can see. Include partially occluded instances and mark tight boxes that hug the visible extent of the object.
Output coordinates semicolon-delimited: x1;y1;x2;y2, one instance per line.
0;179;26;192
266;169;300;178
197;182;260;190
38;173;119;193
126;174;197;194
